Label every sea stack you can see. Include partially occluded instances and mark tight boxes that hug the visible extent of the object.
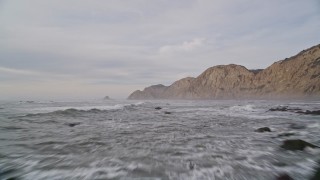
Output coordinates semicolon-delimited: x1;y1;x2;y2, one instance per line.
104;96;111;100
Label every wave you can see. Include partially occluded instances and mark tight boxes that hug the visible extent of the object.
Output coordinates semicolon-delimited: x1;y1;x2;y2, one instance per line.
229;104;256;112
24;102;145;117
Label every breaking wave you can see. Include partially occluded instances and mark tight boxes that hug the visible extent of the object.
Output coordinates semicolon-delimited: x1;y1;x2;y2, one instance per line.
2;100;320;179
229;104;256;112
23;102;145;117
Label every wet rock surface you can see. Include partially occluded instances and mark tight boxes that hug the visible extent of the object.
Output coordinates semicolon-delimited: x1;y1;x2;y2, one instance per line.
280;139;319;151
289;123;306;129
277;133;295;138
255;127;271;132
297;110;320;115
276;173;293;180
310;166;320;180
269;106;302;112
268;106;320;116
66;122;81;127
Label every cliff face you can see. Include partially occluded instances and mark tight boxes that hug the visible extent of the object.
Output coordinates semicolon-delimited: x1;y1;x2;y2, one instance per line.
128;84;167;99
128;44;320;100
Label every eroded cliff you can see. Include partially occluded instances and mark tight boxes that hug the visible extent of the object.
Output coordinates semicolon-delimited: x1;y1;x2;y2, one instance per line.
128;44;320;99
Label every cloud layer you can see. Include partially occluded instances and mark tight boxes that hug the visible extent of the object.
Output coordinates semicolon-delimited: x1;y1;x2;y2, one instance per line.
1;0;320;100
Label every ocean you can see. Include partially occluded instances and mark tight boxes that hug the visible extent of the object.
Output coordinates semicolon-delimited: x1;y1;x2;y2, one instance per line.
0;100;319;180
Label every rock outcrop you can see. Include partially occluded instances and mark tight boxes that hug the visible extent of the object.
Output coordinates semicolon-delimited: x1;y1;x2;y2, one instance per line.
103;96;111;100
128;44;320;100
280;139;319;151
255;127;271;133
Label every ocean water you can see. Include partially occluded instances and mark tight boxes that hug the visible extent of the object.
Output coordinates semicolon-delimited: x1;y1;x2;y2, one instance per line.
0;100;319;180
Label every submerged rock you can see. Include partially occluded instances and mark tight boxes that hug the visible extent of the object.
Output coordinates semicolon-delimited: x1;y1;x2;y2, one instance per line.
280;139;319;150
289;123;305;129
6;177;20;180
67;122;81;127
255;127;271;132
155;107;162;110
188;161;195;170
0;167;21;180
103;96;111;100
269;107;290;112
297;110;320;115
310;166;320;180
268;106;320;116
277;133;295;138
276;173;293;180
164;111;172;114
268;107;302;112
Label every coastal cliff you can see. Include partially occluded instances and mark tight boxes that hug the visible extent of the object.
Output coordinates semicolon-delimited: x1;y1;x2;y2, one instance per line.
128;44;320;99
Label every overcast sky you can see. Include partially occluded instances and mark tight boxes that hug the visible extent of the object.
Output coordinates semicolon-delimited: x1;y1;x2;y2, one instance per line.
1;0;320;100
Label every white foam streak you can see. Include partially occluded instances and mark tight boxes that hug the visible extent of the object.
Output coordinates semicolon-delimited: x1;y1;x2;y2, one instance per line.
28;101;145;114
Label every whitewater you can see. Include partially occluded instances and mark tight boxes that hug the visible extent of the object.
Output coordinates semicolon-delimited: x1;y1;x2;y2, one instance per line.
0;100;319;180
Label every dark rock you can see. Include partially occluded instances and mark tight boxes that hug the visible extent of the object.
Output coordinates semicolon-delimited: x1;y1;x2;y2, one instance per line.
276;173;293;180
155;107;162;110
255;127;271;132
0;167;20;180
103;96;111;100
289;123;305;129
164;111;171;114
280;139;319;151
7;177;20;180
188;161;195;170
269;107;303;113
297;110;320;115
277;133;295;138
67;122;81;127
269;107;289;112
211;155;223;159
310;166;320;180
268;106;320;116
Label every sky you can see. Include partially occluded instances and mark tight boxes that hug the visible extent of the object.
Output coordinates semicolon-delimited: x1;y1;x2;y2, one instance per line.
1;0;320;100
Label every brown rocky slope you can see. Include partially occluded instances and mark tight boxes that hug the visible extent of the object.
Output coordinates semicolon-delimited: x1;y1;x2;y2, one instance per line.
128;44;320;100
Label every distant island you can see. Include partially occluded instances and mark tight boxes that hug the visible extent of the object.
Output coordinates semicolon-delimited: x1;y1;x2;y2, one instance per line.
103;96;112;100
128;44;320;100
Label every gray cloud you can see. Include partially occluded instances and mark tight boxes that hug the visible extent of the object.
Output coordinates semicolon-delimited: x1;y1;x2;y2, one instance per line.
0;0;319;100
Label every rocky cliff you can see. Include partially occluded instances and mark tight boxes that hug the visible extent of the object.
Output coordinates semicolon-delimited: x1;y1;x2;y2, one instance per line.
128;44;320;100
